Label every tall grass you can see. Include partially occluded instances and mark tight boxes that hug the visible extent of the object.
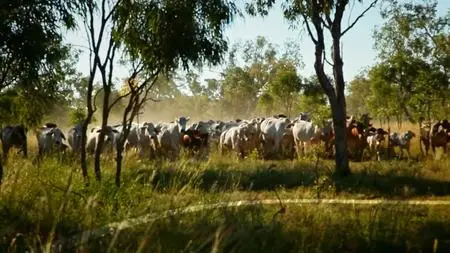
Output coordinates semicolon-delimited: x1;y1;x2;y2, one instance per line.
1;148;450;252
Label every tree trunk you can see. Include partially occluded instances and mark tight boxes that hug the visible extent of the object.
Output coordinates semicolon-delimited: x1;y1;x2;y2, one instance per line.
115;142;124;187
115;89;141;187
80;68;97;186
0;161;3;184
94;86;111;181
330;28;350;176
330;98;350;177
80;118;91;185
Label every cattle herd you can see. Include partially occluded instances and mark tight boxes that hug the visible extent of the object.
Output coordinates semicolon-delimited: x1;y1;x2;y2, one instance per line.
0;113;449;163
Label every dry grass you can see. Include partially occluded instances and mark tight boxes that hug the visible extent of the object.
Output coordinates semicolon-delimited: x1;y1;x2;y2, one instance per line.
0;147;449;252
1;119;449;252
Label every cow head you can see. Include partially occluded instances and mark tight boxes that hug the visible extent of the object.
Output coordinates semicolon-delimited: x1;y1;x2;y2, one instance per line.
442;119;450;131
192;121;210;136
237;125;249;142
320;119;334;140
404;130;416;141
46;128;66;147
299;112;312;122
175;116;190;132
372;128;388;146
96;126;120;144
72;126;83;138
143;122;158;139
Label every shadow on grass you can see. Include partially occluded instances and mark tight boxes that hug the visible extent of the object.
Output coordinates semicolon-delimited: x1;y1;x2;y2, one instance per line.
131;161;450;197
72;205;450;253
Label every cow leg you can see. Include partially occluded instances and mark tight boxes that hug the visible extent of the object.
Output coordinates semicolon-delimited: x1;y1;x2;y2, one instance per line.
425;140;430;156
359;147;365;162
398;148;404;159
422;139;430;157
406;148;412;159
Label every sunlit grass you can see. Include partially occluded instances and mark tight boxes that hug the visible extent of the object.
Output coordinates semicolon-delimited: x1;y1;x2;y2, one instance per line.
0;122;449;252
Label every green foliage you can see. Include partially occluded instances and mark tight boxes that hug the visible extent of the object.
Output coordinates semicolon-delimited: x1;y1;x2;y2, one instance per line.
69;107;87;125
0;0;82;91
115;0;238;73
0;0;82;127
298;76;330;124
267;60;302;116
372;0;450;121
346;76;371;116
221;66;258;118
366;63;402;121
216;36;307;118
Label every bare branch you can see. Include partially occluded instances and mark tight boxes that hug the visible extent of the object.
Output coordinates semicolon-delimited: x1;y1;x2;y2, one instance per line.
341;0;379;37
423;26;439;48
301;13;318;44
143;97;160;103
108;90;130;111
324;12;333;28
323;48;334;67
321;17;330;29
93;86;104;113
104;0;122;23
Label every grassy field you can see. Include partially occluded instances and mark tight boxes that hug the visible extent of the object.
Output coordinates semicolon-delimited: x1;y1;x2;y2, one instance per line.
0;121;449;252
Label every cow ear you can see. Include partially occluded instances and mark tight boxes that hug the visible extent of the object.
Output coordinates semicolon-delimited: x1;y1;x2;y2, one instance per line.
186;117;190;121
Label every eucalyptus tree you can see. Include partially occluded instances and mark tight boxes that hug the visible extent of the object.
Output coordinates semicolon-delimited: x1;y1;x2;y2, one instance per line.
0;0;83;183
373;0;450;122
246;0;380;176
79;0;237;185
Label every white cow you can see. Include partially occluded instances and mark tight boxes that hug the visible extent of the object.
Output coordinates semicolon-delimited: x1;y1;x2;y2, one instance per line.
260;117;293;158
208;121;226;148
37;124;67;155
140;122;159;158
153;117;190;159
292;120;321;157
241;119;264;154
112;123;142;151
219;124;250;158
86;126;120;154
67;123;83;153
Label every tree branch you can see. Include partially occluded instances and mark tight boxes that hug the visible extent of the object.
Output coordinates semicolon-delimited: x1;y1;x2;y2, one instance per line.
104;0;122;23
108;90;130;111
341;0;378;36
301;13;318;45
93;86;104;113
321;17;330;29
323;48;334;67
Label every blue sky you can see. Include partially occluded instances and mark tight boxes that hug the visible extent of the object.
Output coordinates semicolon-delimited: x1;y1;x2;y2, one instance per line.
65;1;450;87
